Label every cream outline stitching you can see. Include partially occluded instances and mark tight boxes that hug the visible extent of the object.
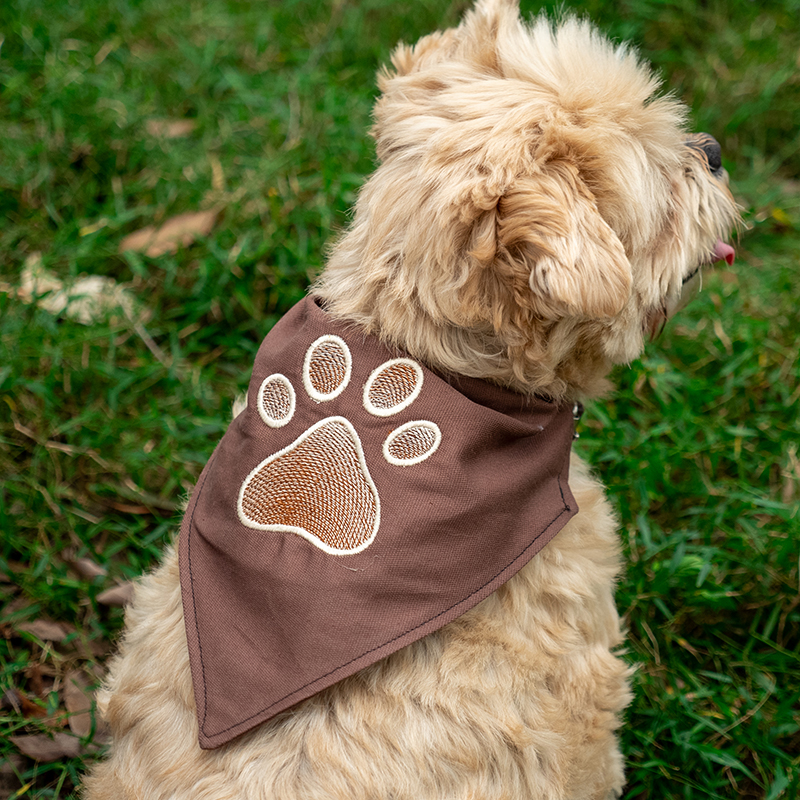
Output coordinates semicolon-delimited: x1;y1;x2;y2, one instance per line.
383;420;442;466
303;335;352;402
362;358;424;418
257;374;296;428
237;416;381;555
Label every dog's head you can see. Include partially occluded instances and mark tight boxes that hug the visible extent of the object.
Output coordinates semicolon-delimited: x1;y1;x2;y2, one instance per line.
315;0;740;399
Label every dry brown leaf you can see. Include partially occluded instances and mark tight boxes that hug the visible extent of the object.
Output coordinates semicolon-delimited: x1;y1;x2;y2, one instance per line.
146;118;197;138
0;558;24;584
149;209;217;255
96;582;135;606
63;671;93;738
70;556;108;580
2;689;46;719
1;689;21;713
25;662;47;698
72;636;113;661
0;753;25;797
64;671;111;743
11;732;81;762
17;619;75;642
118;209;218;257
107;500;152;515
116;224;158;253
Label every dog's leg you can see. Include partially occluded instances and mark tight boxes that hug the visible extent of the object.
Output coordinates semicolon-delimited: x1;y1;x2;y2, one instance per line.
500;452;631;799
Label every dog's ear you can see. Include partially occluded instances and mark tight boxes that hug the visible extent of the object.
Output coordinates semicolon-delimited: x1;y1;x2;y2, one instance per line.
487;162;632;320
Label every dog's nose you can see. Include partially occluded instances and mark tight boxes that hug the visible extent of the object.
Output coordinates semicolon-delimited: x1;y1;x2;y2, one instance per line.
688;133;723;175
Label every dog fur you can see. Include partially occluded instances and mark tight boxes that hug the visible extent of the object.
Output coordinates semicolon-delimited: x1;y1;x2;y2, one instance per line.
83;2;739;798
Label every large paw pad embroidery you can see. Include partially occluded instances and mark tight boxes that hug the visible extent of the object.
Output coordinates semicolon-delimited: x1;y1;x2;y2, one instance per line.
237;336;441;555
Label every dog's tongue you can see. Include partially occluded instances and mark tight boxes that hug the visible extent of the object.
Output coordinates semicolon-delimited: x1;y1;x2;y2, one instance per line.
713;239;735;266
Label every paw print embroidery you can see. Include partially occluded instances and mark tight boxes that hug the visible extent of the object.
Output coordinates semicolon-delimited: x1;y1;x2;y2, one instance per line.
237;335;441;555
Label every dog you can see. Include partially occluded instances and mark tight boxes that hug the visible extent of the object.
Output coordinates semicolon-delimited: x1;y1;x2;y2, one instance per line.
83;1;739;797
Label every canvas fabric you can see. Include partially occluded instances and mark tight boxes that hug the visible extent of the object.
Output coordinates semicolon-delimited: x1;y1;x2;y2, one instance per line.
179;296;579;749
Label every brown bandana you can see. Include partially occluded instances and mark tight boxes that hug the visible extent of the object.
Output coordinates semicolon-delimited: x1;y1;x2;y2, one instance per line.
179;296;578;749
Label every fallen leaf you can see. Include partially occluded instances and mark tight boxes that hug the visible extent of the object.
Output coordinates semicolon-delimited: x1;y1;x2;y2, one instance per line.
64;671;111;743
9;254;151;326
107;500;152;515
17;619;75;642
96;582;135;606
713;318;732;354
0;753;25;797
118;209;218;257
11;732;81;762
25;662;47;698
69;556;108;580
1;689;21;713
63;671;93;738
146;118;197;138
117;224;158;252
0;559;26;582
70;636;113;662
2;688;46;719
3;597;30;616
37;275;137;324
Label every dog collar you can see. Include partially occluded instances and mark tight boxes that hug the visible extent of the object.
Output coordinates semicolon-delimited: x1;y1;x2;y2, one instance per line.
179;296;579;748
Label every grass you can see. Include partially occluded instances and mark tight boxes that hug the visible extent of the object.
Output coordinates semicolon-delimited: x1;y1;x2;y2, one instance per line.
0;0;798;797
